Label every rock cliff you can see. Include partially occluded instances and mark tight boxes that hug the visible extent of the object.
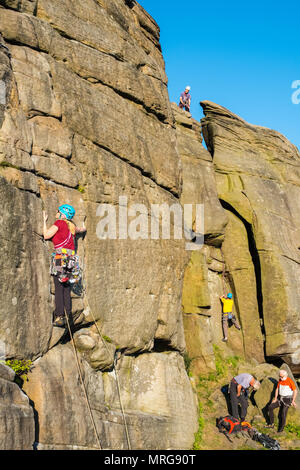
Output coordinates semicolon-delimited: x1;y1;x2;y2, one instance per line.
0;0;299;450
201;100;300;372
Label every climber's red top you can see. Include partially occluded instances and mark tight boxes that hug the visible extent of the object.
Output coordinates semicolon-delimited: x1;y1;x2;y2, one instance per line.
51;220;75;250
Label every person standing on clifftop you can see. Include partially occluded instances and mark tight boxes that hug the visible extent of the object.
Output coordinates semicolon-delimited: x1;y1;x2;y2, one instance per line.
220;293;241;342
43;204;86;327
179;86;191;112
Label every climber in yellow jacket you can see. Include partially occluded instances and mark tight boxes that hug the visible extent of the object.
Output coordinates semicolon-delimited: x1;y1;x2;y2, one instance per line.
220;293;241;342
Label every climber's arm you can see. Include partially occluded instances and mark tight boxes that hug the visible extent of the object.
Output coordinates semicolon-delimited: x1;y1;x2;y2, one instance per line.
43;211;59;239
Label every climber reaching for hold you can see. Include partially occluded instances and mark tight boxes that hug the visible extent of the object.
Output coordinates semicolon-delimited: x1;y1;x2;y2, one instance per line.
220;293;241;342
43;204;86;327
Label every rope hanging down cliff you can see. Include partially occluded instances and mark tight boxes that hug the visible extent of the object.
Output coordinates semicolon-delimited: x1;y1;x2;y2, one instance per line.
64;309;103;450
44;206;132;449
64;286;132;450
67;230;132;450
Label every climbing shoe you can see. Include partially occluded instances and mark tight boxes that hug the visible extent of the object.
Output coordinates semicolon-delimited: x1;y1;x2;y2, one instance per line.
53;315;66;327
264;424;274;429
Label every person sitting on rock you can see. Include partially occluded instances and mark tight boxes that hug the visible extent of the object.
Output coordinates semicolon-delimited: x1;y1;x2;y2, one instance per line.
266;369;298;433
179;86;191;112
229;373;260;422
220;293;241;342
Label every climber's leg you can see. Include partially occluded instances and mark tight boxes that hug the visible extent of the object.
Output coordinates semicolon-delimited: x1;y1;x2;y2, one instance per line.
53;276;66;326
54;275;64;317
231;315;241;330
222;314;228;341
63;281;72;316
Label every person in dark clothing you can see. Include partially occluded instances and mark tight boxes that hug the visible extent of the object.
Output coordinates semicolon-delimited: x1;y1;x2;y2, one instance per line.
43;204;86;327
53;275;72;324
229;373;260;421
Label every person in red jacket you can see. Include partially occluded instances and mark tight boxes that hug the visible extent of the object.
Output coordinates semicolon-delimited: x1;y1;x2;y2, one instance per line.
266;369;298;433
43;204;86;327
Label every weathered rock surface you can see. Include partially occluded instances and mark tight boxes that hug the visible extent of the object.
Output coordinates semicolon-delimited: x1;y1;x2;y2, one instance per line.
174;105;245;374
0;0;196;450
0;363;35;450
201;101;300;373
23;345;198;450
174;99;299;378
0;0;299;451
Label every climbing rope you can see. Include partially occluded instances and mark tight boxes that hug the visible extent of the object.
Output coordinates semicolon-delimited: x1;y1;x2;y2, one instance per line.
41;210;101;447
78;231;132;450
45;212;132;450
87;307;132;450
64;307;103;450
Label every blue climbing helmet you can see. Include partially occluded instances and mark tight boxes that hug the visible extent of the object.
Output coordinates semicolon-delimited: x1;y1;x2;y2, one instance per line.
58;204;75;220
227;293;233;299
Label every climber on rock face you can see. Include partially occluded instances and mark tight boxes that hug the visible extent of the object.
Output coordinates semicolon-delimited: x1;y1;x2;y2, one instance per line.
43;204;86;327
179;86;191;112
229;373;260;421
220;293;241;342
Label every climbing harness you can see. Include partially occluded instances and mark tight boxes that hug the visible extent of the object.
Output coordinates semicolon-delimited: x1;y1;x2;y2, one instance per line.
50;248;81;284
279;396;293;407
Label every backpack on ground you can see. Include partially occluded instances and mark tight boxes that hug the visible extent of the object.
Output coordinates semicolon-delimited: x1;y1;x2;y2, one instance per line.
216;416;280;450
216;415;246;441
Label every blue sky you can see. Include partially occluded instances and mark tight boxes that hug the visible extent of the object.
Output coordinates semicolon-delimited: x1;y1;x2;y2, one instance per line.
138;0;300;150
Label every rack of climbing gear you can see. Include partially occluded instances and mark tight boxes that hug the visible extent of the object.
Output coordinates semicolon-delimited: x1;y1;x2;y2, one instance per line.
50;248;81;284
